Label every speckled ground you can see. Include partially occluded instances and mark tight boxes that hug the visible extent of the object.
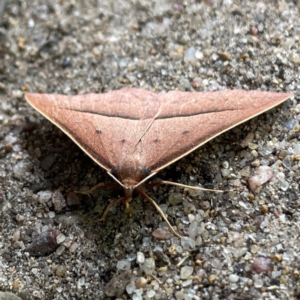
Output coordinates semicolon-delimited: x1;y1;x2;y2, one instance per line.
0;0;300;299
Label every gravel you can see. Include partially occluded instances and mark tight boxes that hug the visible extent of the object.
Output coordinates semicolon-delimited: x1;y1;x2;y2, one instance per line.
0;0;300;299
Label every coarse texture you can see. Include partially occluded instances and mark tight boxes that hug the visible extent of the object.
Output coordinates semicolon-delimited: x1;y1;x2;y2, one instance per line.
0;0;299;299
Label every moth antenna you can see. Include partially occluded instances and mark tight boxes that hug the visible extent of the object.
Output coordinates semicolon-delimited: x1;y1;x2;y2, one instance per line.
160;180;233;193
137;188;182;238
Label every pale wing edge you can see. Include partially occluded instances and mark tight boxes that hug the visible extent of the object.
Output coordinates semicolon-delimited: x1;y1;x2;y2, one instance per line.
25;93;112;174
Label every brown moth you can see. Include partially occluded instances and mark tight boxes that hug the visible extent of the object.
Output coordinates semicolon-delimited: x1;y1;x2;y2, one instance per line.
25;89;292;237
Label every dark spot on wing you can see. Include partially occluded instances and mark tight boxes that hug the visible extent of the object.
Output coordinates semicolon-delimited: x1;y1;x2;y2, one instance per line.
182;130;189;135
96;129;102;134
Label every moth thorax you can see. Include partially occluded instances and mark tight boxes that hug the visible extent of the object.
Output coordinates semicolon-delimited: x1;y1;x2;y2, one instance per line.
122;178;139;195
113;163;151;183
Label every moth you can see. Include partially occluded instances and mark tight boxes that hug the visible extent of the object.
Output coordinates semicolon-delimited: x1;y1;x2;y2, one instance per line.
25;88;292;237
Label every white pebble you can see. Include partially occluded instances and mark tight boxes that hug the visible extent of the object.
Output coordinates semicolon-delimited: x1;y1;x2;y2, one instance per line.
175;291;184;300
12;90;23;99
182;279;192;287
31;268;38;275
5;134;17;144
293;143;300;155
181;236;195;250
184;47;196;62
136;252;145;264
77;277;85;287
56;246;66;256
141;258;155;275
228;274;239;282
126;282;136;294
146;290;156;298
48;211;56;218
37;191;53;204
56;233;66;244
188;222;198;240
13;160;31;179
195;50;204;60
69;242;79;253
180;266;193;279
116;259;131;270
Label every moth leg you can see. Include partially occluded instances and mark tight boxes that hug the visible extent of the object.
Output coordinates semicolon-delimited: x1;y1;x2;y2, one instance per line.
87;196;125;222
137;188;182;239
75;182;120;196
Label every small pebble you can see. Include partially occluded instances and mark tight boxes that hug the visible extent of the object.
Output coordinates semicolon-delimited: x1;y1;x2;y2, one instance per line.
31;268;38;275
183;203;196;215
56;233;66;244
48;211;55;218
248;166;273;191
56;265;67;277
136;252;145;264
208;274;217;283
261;205;268;214
253;275;264;288
126;282;136;294
182;279;192;287
52;190;66;212
252;256;273;274
240;132;254;148
228;274;239;283
13;231;20;242
152;228;173;240
272;254;282;262
168;193;183;205
41;266;52;276
117;259;131;271
135;277;147;288
188;222;198;240
12;90;23;98
37;191;53;204
12;279;20;290
153;246;170;265
175;291;184;300
15;214;25;222
69;242;79;253
181;236;195;250
199;201;210;210
13;160;31;179
56;245;66;256
192;77;202;88
180;266;193;279
141;258;155;275
146;290;156;298
5;143;13;153
26;229;58;257
104;271;131;297
218;51;231;61
184;46;196;62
